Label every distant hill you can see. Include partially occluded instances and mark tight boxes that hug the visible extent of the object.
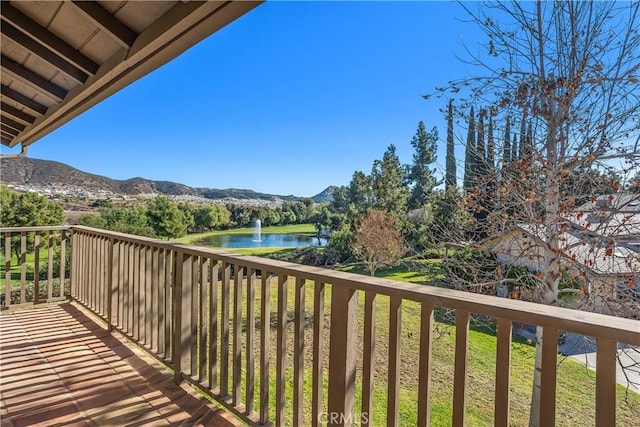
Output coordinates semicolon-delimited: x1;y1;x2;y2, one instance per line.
0;157;335;203
311;185;337;204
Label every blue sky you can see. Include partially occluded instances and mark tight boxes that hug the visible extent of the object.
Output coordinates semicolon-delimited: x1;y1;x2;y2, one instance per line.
2;1;486;197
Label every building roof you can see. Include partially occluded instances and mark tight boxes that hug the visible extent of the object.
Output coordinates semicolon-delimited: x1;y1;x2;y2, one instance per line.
1;1;262;149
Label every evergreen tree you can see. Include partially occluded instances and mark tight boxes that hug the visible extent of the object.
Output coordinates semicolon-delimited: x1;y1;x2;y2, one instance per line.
502;116;511;166
147;195;188;239
476;110;486;179
518;116;526;159
371;144;409;219
407;121;440;209
511;133;518;163
487;115;495;170
463;106;476;191
445;99;457;191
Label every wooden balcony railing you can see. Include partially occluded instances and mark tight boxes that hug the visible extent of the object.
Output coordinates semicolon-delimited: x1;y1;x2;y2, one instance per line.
2;225;639;426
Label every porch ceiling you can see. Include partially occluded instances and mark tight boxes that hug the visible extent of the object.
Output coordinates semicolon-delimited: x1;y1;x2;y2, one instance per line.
0;0;262;149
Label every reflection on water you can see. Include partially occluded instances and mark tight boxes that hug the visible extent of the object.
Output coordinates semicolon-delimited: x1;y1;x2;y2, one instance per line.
195;233;327;248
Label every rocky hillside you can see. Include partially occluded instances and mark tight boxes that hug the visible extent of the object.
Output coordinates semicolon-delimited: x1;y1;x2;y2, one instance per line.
0;157;334;202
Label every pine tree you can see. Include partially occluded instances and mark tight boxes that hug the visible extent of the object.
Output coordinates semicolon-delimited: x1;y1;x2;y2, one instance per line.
408;122;440;209
371;144;409;219
445;99;457;192
463;106;476;191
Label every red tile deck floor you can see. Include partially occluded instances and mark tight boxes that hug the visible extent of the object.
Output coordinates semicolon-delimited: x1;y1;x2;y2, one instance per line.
0;302;242;427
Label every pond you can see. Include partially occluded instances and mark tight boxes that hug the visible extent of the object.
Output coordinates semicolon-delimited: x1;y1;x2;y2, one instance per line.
195;233;327;249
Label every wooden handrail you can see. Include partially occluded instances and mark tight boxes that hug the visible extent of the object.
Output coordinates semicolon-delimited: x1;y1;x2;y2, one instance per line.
70;226;639;344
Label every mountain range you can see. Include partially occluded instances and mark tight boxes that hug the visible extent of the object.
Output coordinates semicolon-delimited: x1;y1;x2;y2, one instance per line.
0;157;335;204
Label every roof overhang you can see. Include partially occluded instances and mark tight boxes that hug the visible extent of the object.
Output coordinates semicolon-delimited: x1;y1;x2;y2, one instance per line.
1;1;262;149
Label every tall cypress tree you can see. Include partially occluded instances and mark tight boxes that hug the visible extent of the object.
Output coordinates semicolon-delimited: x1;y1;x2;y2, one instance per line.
487;115;495;170
476;110;486;179
503;116;511;166
511;133;518;162
519;116;526;159
445;99;457;192
463;106;476;192
525;121;533;158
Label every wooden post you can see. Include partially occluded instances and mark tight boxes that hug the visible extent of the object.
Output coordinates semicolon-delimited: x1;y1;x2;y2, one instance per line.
327;286;358;427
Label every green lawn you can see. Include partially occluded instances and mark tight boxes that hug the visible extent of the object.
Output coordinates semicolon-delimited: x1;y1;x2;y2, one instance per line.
0;251;51;286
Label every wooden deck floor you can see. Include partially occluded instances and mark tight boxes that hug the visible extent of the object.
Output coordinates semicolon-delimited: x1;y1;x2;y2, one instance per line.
0;302;241;427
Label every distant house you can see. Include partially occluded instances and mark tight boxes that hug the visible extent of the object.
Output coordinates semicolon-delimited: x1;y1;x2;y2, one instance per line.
480;194;640;316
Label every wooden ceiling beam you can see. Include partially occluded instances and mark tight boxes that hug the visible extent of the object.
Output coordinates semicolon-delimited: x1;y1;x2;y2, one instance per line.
1;3;99;76
0;102;36;125
1;135;13;145
1;116;26;133
1;55;68;101
71;1;136;48
1;21;89;84
1;123;19;136
0;84;47;115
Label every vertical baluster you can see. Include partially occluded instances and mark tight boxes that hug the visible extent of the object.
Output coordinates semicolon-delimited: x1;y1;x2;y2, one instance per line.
311;281;325;427
198;258;208;383
453;310;470;427
259;272;271;425
151;247;159;352
87;233;93;307
131;243;141;341
595;338;617;426
539;327;558;427
107;238;114;331
276;274;288;427
387;297;402;427
115;240;123;328
293;276;305;427
20;232;26;303
33;234;40;304
69;231;76;298
128;243;135;335
4;232;11;308
495;318;512;427
233;264;244;406
209;260;219;389
47;230;53;301
145;245;153;346
220;262;231;396
191;255;199;377
173;251;185;384
157;248;165;356
327;286;358;427
165;249;173;358
246;267;256;414
182;253;194;377
138;245;146;340
361;291;376;427
417;302;434;427
99;236;105;314
59;230;66;297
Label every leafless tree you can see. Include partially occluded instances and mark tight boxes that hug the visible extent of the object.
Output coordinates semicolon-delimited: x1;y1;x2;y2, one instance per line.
354;208;406;276
428;1;640;423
